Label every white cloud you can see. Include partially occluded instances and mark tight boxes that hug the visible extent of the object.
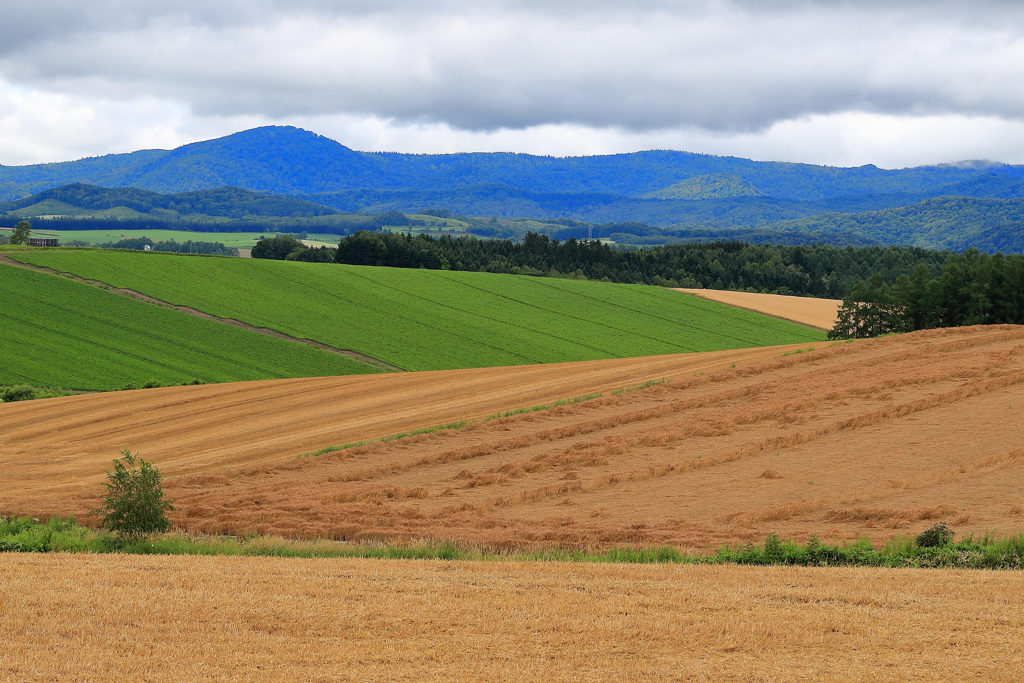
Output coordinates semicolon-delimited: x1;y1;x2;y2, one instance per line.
2;1;1024;167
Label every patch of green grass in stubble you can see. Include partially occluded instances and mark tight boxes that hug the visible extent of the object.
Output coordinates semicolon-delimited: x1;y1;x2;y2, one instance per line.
298;377;675;460
298;421;469;458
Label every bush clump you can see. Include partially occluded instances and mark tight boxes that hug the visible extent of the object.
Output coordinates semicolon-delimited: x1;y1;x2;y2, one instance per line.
916;522;954;548
1;385;37;402
94;450;175;539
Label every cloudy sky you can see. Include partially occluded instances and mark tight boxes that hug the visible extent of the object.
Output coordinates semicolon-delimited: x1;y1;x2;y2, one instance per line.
3;0;1024;168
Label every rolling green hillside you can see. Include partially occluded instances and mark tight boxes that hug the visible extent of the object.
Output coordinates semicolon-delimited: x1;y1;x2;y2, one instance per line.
0;263;380;391
0;183;341;219
759;196;1024;252
12;250;824;372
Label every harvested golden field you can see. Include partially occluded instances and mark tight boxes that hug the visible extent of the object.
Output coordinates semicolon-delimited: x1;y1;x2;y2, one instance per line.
3;325;1024;549
3;553;1023;682
0;342;815;507
674;288;841;330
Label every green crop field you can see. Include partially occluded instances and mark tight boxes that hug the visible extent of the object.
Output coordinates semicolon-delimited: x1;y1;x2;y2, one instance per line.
20;228;343;250
12;250;825;372
0;264;380;391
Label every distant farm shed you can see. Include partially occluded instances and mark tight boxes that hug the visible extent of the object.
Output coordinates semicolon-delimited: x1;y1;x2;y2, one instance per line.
27;238;59;247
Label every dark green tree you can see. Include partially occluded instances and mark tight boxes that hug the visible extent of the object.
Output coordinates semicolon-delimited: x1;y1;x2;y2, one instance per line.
335;230;388;266
891;263;939;332
9;220;31;245
252;234;303;260
828;273;907;340
94;450;174;538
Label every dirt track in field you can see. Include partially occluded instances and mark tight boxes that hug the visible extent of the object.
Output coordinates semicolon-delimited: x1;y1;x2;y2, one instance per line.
4;326;1024;549
674;288;842;330
4;553;1023;683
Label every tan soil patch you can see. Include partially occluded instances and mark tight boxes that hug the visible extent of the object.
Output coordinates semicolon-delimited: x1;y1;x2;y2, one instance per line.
3;553;1023;682
4;326;1024;549
674;288;841;330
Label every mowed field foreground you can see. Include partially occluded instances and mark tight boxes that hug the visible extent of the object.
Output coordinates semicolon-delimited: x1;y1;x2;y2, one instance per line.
3;553;1023;682
0;343;808;508
675;288;842;330
4;325;1024;549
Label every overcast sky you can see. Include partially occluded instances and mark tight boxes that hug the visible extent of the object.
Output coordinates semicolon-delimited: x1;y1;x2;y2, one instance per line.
3;0;1024;168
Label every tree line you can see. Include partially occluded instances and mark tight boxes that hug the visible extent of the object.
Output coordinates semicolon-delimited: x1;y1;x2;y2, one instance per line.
253;230;956;298
829;249;1024;338
334;231;954;297
96;237;238;256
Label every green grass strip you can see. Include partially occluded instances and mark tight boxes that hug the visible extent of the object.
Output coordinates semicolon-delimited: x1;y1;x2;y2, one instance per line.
4;517;1024;569
298;377;674;459
611;377;671;395
298;421;468;458
483;393;604;421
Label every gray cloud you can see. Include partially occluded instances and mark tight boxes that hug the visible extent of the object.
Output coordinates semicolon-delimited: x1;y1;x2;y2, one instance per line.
3;1;1024;136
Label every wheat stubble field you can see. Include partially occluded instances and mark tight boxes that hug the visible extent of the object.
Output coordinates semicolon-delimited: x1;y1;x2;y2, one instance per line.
674;288;842;330
4;325;1024;548
5;325;1024;682
2;553;1023;682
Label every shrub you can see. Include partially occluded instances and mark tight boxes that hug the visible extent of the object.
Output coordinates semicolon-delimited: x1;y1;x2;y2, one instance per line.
1;385;37;402
94;450;175;539
916;522;954;548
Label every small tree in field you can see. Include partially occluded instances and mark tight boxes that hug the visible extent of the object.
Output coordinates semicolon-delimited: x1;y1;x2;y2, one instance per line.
9;220;32;245
95;450;174;538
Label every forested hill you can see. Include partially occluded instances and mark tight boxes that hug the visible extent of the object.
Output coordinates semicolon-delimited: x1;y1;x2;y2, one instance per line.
0;184;341;219
756;196;1024;253
2;125;1024;203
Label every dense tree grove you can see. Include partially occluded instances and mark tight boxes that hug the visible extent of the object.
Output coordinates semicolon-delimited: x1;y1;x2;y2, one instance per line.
829;249;1024;338
332;231;951;297
251;234;303;259
251;234;337;262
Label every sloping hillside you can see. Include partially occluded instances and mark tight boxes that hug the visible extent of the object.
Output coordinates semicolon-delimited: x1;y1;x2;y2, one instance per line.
4;325;1022;549
12;249;823;371
0;183;341;219
0;260;379;390
760;196;1024;252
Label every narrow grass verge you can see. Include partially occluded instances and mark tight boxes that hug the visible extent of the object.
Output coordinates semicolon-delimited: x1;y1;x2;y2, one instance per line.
297;386;631;459
4;517;1024;569
483;392;605;421
298;421;469;458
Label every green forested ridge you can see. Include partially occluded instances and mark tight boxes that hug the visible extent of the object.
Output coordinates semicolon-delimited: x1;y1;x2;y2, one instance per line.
324;231;951;298
12;250;823;372
4;127;1024;252
0;183;341;219
1;125;1022;201
641;174;763;199
757;196;1024;253
0;264;380;391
